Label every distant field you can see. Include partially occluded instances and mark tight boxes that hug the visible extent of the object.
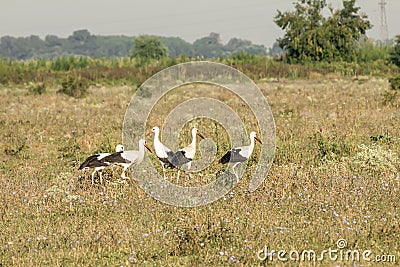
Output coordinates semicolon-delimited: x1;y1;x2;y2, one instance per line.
1;77;399;266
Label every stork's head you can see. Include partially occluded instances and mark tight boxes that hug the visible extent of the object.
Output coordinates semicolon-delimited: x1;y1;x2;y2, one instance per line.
139;139;152;153
115;144;124;152
250;131;262;144
146;126;159;136
192;127;205;139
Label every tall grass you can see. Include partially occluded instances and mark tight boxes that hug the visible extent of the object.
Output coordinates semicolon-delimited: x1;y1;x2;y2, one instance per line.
1;56;398;89
1;76;399;265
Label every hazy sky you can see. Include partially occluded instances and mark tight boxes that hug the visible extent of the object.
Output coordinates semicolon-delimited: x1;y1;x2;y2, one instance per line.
0;0;398;47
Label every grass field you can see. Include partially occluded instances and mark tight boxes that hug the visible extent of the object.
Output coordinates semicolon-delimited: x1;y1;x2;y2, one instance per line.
1;76;399;266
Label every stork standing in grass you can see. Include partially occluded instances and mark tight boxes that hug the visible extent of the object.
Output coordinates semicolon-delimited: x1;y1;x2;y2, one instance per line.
219;131;262;180
146;126;175;178
78;144;124;185
101;139;152;181
170;127;205;182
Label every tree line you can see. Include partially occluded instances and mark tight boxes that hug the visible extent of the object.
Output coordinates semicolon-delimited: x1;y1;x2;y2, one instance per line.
1;0;399;70
0;30;268;60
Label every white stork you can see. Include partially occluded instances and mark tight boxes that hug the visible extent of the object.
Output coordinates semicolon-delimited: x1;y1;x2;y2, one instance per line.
170;127;205;182
101;139;152;181
78;144;124;185
219;131;262;179
146;126;175;178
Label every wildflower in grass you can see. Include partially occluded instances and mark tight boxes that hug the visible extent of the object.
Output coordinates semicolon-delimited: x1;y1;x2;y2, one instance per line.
351;144;399;173
200;242;205;247
219;251;224;256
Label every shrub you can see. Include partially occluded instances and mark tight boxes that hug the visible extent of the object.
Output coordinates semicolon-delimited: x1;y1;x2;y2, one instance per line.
312;130;350;162
28;82;46;95
58;75;89;98
51;56;89;71
389;35;400;68
388;76;400;90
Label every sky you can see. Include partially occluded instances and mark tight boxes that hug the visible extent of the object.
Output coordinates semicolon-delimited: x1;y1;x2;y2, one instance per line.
0;0;399;48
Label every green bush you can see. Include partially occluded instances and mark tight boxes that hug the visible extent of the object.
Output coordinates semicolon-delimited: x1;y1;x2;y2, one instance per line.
28;82;46;95
58;75;89;98
389;76;400;90
51;56;89;71
312;130;350;162
389;35;400;68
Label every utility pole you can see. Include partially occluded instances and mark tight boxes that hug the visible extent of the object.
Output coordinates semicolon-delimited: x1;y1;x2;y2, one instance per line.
379;0;389;43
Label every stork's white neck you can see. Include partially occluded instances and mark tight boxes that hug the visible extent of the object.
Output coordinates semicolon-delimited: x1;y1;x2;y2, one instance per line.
153;129;162;147
138;142;145;153
250;135;255;148
190;130;197;148
247;134;256;155
154;129;160;140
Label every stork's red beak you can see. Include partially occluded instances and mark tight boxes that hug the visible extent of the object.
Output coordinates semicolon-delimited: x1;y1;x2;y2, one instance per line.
197;132;205;139
145;130;153;137
144;143;152;153
255;136;262;144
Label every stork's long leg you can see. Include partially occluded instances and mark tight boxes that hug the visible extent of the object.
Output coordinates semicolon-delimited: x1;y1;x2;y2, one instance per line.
186;162;193;179
233;163;240;181
99;171;103;185
177;169;181;183
161;163;167;179
91;170;96;185
121;166;129;179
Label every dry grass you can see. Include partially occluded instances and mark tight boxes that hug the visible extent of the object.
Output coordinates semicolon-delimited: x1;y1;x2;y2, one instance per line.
1;77;399;266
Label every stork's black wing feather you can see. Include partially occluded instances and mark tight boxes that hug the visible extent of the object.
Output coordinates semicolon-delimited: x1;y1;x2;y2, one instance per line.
102;152;131;164
219;151;231;164
170;150;192;169
79;154;108;170
219;148;247;164
158;150;176;168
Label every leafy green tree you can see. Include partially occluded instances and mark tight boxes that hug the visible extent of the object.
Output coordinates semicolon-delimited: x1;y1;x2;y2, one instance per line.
274;0;371;63
131;35;168;65
66;29;98;56
225;38;266;55
357;38;390;63
69;29;92;42
389;35;400;68
193;32;225;58
160;37;194;57
94;36;133;57
0;35;46;60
